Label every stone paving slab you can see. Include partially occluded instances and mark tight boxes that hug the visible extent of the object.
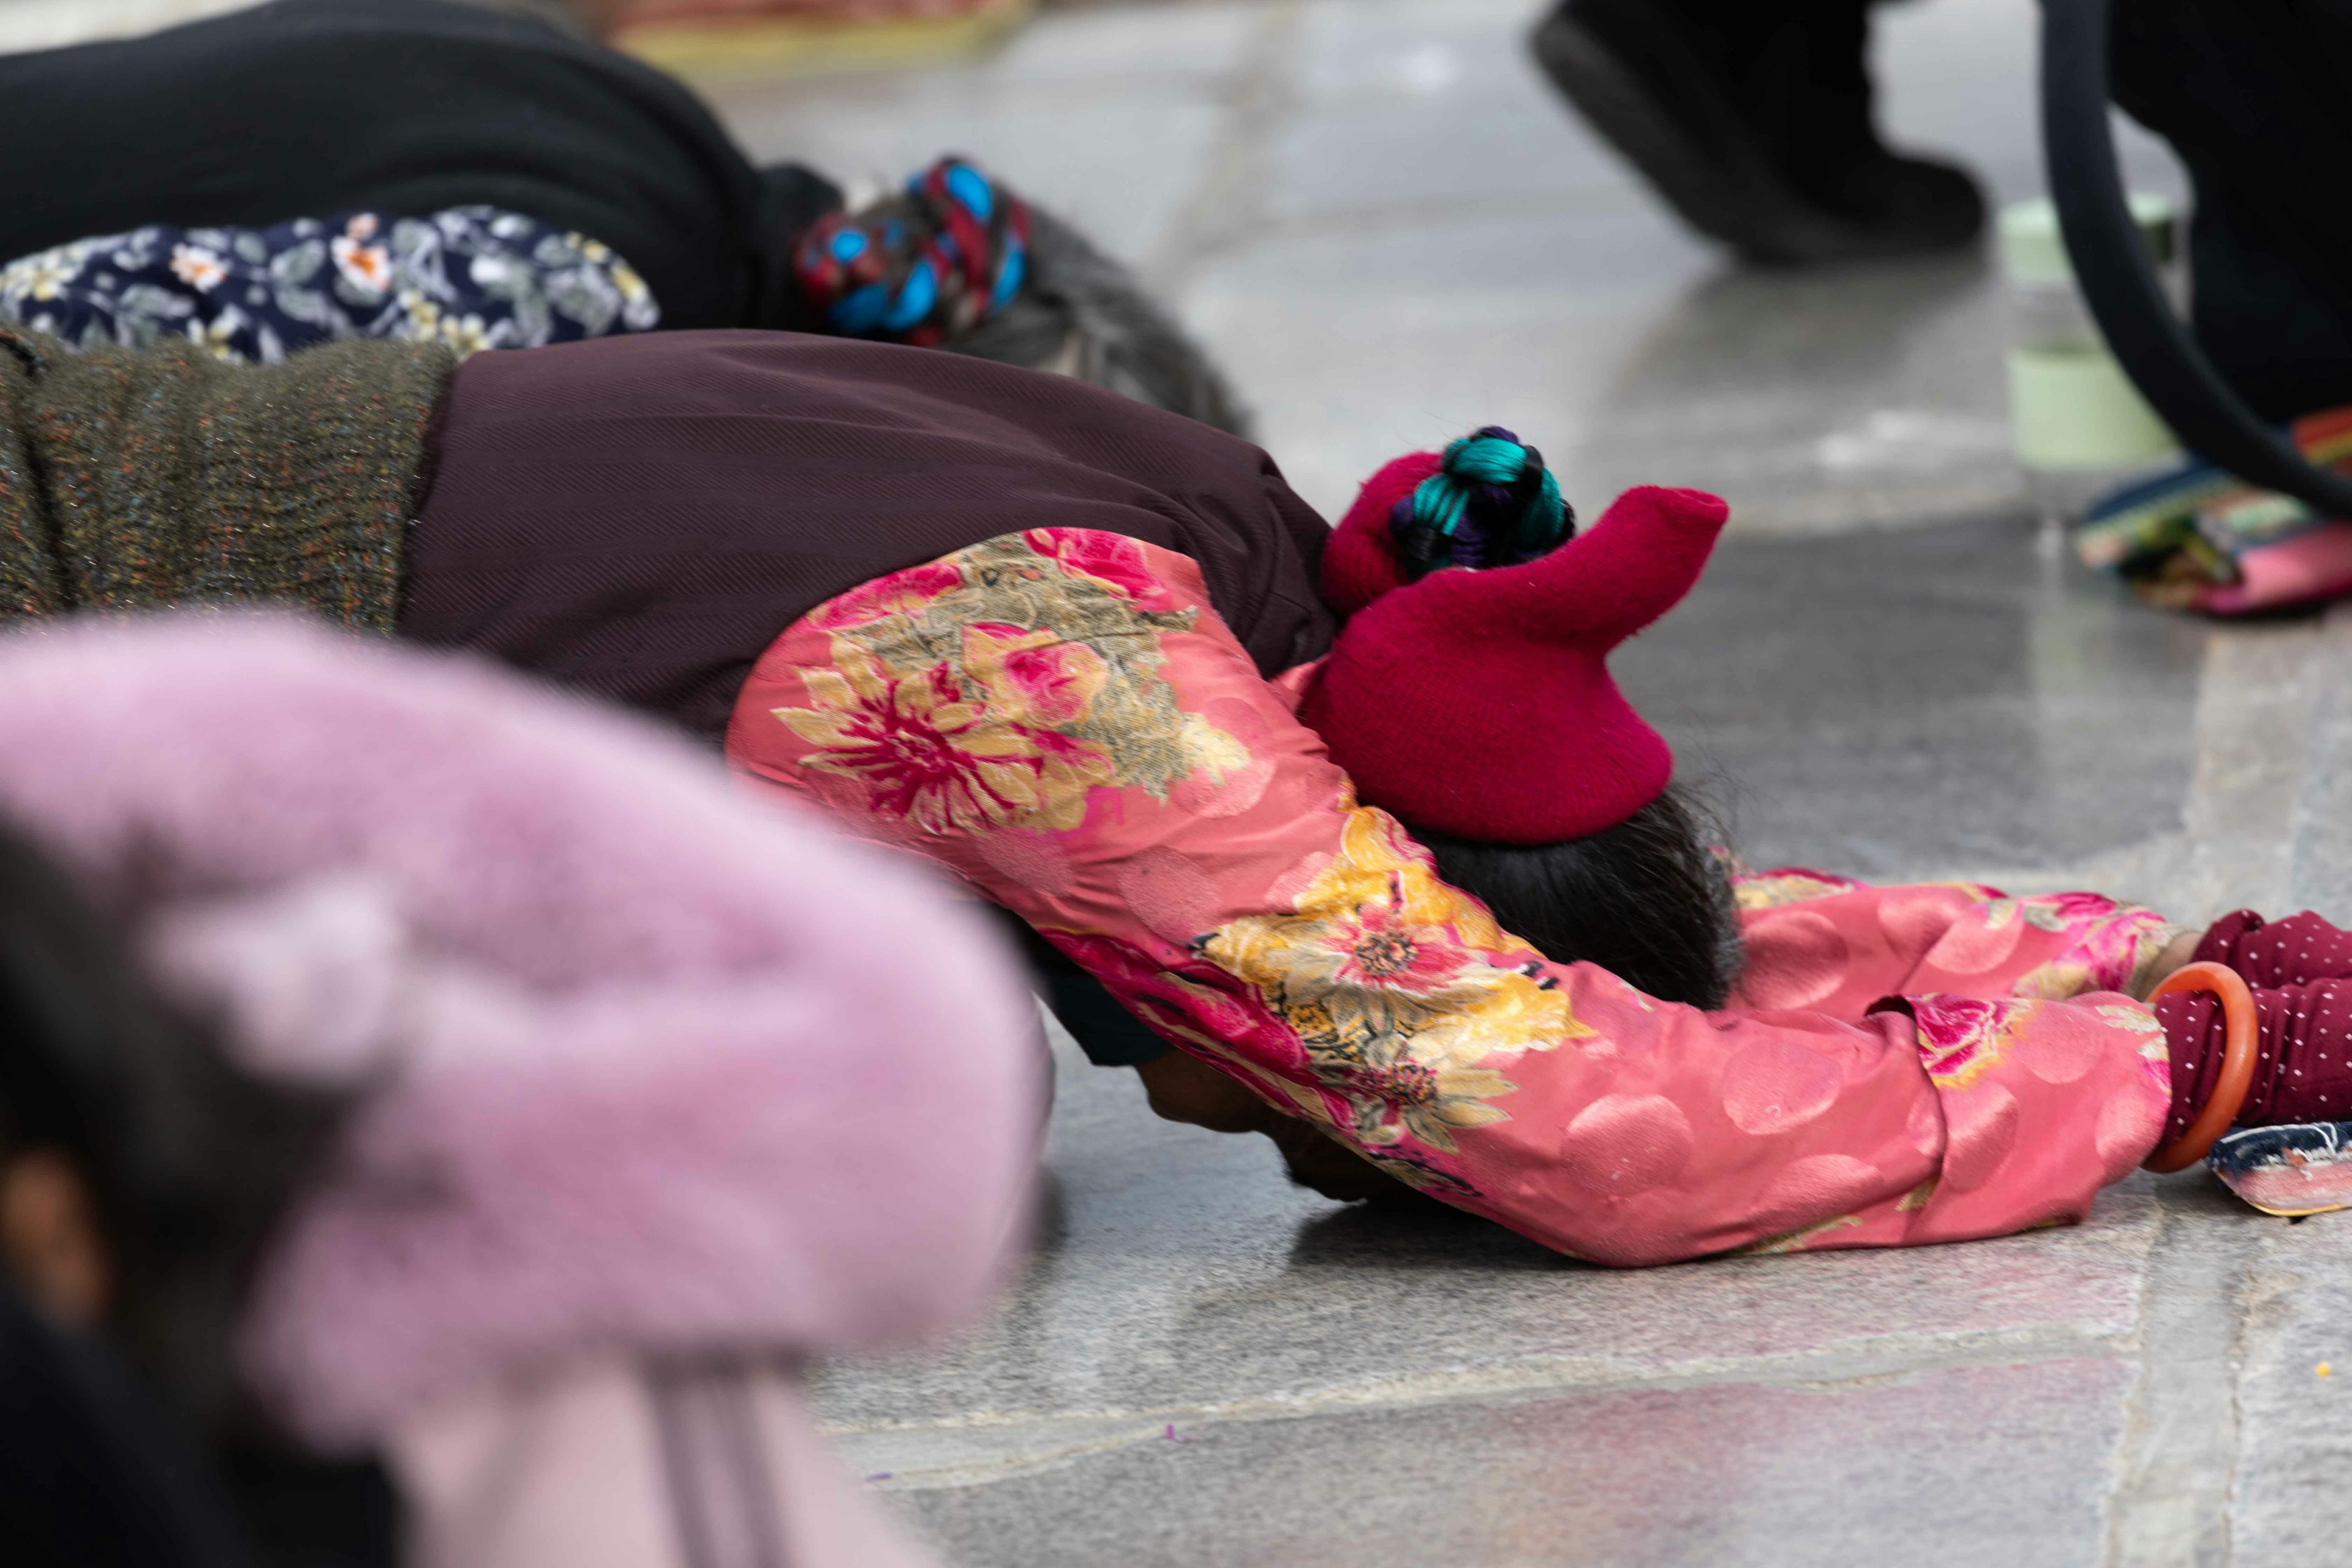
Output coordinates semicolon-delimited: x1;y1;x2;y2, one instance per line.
817;1020;2160;1441
705;0;2195;530
738;2;2282;1526
689;4;2347;1563
709;58;1238;267
0;2;2342;1564
1267;0;1633;221
801;508;2350;1564
2289;609;2352;919
0;0;244;54
1183;200;1714;498
1615;514;2211;880
881;1357;2137;1568
2228;1212;2352;1562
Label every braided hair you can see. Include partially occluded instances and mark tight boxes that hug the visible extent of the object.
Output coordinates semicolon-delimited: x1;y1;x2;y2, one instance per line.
791;157;1254;436
1390;426;1575;578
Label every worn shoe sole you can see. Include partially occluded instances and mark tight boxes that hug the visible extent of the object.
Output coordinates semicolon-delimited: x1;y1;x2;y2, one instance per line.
1529;6;1969;265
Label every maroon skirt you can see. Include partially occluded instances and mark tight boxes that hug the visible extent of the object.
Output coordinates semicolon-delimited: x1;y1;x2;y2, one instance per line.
401;330;1335;742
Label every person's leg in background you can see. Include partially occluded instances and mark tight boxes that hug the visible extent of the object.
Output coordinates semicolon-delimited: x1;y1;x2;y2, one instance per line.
1529;0;1985;264
2111;0;2352;424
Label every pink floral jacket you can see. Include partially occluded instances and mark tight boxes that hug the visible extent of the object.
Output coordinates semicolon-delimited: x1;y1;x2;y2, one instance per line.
728;529;2185;1266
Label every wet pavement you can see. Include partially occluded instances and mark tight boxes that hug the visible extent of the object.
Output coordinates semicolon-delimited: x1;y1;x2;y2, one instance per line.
709;0;2186;529
815;532;2352;1568
725;4;2350;1566
12;2;2343;1564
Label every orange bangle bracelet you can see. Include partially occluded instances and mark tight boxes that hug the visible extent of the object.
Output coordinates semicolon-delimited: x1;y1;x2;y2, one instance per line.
2143;960;2259;1174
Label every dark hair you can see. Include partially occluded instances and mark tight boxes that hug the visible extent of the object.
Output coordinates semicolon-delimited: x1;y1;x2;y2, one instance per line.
945;203;1256;437
1411;783;1744;1009
0;820;345;1436
1390;427;1575;579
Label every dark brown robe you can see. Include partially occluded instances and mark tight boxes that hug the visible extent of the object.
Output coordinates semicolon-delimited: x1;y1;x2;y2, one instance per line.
401;330;1336;744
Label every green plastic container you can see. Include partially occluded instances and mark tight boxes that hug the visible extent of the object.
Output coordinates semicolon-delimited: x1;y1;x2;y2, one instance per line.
1999;195;2180;473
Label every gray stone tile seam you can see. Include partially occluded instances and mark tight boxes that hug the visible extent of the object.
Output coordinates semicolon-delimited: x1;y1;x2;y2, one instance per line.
1915;831;2246;903
1196;184;1666;251
717;67;1248;110
1664;491;2037;536
2212;1281;2255;1568
2207;1252;2324;1566
856;1425;1178;1493
818;1316;2140;1442
1142;0;1305;290
829;1330;2147;1494
2287;601;2352;915
1901;616;2322;916
2102;1195;2264;1568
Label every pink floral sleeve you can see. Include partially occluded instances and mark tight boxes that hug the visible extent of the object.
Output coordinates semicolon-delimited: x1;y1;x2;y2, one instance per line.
1735;876;2191;1019
727;530;2174;1266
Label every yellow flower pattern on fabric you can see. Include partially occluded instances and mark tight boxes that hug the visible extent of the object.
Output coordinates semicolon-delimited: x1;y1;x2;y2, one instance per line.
960;623;1110;728
1732;867;1868;910
1734;867;2002;912
1203;807;1586;1152
1178;711;1253;781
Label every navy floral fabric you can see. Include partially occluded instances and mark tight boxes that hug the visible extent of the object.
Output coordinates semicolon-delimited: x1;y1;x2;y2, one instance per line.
0;206;660;364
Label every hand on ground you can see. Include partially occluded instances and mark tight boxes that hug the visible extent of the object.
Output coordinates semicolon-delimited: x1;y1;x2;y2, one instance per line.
1133;1052;1441;1207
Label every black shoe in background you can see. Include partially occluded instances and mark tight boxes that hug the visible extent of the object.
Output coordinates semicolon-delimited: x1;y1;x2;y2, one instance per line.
1529;0;1985;264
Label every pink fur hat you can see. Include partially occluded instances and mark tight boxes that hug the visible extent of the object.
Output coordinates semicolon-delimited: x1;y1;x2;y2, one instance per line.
0;613;1041;1449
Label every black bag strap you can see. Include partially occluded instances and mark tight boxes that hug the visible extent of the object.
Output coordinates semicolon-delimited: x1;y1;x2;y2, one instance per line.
2041;0;2352;516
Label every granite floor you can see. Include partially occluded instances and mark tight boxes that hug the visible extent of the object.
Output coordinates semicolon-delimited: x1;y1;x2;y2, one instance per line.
816;545;2352;1568
710;4;2352;1564
708;0;2188;529
12;1;2333;1563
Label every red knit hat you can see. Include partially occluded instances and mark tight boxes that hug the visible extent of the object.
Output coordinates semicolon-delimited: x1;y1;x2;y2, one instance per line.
1302;441;1729;845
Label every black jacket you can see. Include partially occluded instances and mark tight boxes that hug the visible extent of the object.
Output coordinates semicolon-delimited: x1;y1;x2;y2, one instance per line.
0;0;837;332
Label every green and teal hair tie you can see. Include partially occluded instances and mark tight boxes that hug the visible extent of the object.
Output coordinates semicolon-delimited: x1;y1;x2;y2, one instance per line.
1390;426;1574;576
